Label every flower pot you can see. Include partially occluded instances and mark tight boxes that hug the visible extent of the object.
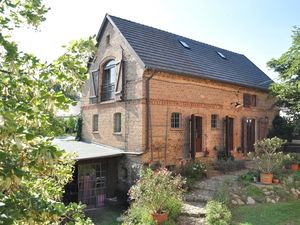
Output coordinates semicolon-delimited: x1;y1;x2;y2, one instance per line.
273;178;280;184
260;173;273;184
152;212;168;224
291;164;299;171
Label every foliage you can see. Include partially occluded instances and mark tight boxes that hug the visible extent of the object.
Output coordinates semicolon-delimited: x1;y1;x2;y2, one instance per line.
289;153;300;164
238;170;260;186
76;117;83;141
212;182;231;206
248;137;287;173
205;200;232;225
0;0;96;224
268;115;294;142
129;168;184;214
124;168;184;224
213;160;246;173
245;185;265;202
122;204;155;225
179;160;207;189
268;27;300;122
215;148;234;161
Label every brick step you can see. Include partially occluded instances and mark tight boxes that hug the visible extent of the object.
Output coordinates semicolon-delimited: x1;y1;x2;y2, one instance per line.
181;202;206;218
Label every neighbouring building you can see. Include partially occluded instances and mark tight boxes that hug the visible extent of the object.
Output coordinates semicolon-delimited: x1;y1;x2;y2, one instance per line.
58;14;278;208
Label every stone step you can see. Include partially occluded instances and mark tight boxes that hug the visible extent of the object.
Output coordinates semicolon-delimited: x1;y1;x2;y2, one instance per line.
184;189;214;202
181;202;206;218
193;180;224;191
177;216;206;225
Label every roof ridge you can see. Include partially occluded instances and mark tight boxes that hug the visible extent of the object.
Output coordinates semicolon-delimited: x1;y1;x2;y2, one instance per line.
108;14;244;57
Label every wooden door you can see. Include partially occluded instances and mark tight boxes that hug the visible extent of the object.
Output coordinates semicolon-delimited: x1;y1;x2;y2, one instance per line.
225;116;234;153
246;119;256;152
191;115;203;160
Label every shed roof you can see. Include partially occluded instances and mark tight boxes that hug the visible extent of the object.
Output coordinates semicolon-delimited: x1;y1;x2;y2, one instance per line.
104;15;273;91
53;137;124;160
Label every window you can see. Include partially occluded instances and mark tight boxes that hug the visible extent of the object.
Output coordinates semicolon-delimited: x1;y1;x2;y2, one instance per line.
89;69;99;104
101;60;116;101
171;112;181;128
106;35;110;45
114;113;121;133
243;93;257;107
211;114;218;128
179;40;190;49
216;51;227;59
92;114;99;132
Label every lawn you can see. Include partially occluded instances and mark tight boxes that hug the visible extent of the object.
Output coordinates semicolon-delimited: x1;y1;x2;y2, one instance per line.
231;201;300;225
85;205;126;225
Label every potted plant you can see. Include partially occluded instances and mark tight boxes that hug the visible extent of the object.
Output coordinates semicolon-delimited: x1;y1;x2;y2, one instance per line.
249;137;287;184
128;168;184;224
290;153;299;171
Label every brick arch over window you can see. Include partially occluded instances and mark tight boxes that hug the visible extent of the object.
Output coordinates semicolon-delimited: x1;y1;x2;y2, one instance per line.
101;59;116;101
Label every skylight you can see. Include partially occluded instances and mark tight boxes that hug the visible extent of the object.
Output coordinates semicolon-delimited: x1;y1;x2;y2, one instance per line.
179;40;190;49
216;51;227;59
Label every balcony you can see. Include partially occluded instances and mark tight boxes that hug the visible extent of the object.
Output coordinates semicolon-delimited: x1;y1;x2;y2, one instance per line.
101;83;115;101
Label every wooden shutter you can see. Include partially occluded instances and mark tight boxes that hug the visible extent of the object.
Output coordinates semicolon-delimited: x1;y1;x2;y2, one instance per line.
190;114;196;160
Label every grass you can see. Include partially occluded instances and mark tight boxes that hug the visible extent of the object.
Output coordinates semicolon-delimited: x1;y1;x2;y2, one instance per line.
231;201;300;225
85;205;126;225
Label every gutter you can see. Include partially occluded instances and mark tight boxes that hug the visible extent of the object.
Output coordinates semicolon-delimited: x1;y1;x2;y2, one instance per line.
145;69;155;160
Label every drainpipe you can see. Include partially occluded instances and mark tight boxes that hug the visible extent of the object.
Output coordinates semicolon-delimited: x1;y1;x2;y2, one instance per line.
145;69;155;160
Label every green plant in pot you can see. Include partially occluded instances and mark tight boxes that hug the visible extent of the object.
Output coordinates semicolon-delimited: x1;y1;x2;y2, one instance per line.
128;168;184;224
289;153;300;171
248;137;287;184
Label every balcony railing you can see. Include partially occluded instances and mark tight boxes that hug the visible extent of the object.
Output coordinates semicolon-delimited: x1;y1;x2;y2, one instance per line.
101;83;115;101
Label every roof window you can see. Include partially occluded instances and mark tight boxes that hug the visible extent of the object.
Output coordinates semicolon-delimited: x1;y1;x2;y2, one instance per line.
179;40;190;49
216;51;227;59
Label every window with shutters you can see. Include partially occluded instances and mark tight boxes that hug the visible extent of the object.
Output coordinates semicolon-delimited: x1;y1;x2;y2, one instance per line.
243;93;257;107
89;70;99;104
114;113;121;133
101;60;116;101
171;112;181;128
92;114;99;132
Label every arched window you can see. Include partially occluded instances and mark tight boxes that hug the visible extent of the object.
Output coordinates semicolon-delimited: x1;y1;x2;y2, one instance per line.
101;60;116;101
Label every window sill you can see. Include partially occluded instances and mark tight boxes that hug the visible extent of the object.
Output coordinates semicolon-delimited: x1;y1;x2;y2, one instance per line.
100;99;115;105
170;128;182;131
92;131;99;134
113;132;122;136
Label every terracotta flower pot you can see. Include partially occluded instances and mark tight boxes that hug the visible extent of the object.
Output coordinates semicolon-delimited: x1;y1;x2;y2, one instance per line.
260;173;273;184
291;164;299;171
273;178;280;184
152;212;168;224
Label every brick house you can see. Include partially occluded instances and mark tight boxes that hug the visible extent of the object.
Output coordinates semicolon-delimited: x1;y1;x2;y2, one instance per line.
73;14;277;206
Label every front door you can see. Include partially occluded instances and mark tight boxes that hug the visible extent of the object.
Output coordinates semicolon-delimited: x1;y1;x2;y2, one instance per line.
246;119;256;152
225;116;234;154
191;114;203;160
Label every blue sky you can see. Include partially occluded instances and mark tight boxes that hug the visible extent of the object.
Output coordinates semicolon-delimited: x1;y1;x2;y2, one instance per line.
14;0;300;80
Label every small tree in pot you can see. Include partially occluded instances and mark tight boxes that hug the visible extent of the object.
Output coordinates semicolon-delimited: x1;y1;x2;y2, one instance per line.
249;137;287;184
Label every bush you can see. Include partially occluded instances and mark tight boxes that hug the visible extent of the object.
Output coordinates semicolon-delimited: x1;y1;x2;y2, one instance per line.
179;161;207;189
214;160;246;173
238;170;259;186
213;182;231;206
124;168;184;224
206;200;232;225
216;148;234;161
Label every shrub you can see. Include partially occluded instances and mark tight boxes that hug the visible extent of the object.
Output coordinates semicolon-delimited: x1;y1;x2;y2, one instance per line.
124;168;184;224
213;182;231;206
179;161;207;189
206;200;232;225
238;170;259;186
214;160;246;173
122;204;155;225
216;148;234;161
249;137;288;174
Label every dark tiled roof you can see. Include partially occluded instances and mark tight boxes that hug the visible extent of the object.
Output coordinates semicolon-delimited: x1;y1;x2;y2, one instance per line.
108;15;273;91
